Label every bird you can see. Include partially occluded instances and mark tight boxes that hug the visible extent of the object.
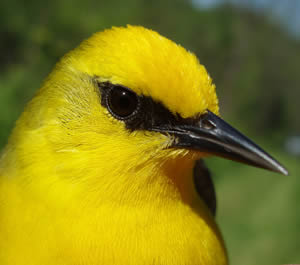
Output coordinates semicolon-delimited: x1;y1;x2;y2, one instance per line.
0;25;288;265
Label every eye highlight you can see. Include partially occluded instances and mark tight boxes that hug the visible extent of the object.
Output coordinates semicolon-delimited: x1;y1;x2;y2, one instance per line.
106;86;139;120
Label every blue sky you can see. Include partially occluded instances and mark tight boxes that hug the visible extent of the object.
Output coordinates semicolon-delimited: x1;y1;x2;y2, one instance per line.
191;0;300;38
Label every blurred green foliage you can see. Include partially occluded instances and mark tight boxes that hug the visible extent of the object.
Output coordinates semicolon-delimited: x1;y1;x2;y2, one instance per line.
0;0;299;264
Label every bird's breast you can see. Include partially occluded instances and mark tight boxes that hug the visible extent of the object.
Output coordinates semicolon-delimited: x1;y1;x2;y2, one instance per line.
60;201;228;265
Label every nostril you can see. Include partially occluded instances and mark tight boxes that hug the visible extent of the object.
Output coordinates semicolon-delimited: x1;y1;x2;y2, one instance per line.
201;118;216;130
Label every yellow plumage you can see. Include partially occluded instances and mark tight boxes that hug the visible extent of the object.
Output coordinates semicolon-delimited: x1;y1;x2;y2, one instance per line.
0;25;287;265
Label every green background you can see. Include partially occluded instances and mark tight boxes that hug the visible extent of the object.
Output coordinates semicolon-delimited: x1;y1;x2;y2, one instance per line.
1;0;299;264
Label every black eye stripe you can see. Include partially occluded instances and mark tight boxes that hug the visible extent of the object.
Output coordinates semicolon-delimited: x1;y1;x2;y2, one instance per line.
97;81;194;131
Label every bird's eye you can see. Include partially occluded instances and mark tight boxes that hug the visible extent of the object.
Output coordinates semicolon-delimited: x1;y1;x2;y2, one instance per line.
107;86;139;119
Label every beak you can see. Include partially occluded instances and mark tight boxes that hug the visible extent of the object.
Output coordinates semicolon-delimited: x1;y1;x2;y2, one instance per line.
163;110;288;175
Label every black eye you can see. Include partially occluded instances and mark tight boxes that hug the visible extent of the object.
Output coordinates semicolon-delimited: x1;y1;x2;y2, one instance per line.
107;86;139;119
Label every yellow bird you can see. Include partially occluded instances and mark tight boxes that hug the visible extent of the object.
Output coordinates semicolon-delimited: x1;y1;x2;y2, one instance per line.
0;26;287;265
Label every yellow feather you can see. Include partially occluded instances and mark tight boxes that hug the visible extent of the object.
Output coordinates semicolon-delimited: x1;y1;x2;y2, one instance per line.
0;25;227;265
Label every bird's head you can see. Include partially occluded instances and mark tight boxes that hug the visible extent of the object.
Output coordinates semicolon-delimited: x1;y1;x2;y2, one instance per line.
65;25;220;163
9;26;287;202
